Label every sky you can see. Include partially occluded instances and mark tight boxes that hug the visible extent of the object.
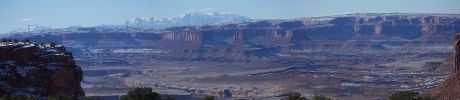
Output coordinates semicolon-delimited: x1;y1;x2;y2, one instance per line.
1;0;459;34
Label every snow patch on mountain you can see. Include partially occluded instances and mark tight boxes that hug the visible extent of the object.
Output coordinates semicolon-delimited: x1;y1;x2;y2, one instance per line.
9;25;53;33
125;11;251;29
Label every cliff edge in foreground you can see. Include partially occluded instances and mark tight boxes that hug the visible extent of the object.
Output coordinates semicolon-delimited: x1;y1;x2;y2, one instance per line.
0;40;84;97
431;35;460;100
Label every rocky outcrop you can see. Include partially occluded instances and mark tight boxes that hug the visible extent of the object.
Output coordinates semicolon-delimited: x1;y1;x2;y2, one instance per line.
430;34;460;100
0;41;84;97
431;73;460;100
455;35;460;73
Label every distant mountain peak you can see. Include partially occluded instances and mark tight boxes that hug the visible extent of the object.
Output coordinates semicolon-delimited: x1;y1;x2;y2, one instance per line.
9;25;52;33
125;11;251;29
180;10;223;17
180;8;234;17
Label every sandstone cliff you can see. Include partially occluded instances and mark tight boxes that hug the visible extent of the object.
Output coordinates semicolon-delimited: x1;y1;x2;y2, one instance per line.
6;13;460;62
0;41;84;97
430;35;460;100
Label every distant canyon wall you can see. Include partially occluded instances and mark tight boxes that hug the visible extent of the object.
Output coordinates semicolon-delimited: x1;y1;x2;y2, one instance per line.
11;14;460;62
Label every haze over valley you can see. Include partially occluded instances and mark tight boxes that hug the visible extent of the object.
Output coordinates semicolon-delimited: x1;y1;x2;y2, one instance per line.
1;0;460;100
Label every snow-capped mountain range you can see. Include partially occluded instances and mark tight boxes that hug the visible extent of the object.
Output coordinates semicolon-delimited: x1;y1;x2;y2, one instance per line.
124;11;251;29
4;11;250;35
10;25;53;33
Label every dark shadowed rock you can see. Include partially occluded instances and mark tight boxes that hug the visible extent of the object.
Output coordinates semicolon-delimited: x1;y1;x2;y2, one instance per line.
0;42;84;97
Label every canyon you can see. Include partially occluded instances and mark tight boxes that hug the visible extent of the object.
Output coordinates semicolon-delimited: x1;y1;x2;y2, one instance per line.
3;13;460;99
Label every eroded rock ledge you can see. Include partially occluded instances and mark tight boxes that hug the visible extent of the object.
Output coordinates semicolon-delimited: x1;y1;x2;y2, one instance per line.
0;41;84;97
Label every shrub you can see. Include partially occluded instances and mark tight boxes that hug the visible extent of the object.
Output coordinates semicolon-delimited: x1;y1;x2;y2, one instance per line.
312;95;332;100
388;91;434;100
120;87;160;100
419;95;435;100
388;91;419;100
288;92;307;100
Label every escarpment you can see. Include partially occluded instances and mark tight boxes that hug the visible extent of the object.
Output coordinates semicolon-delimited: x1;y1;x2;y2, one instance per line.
6;13;460;62
430;35;460;100
0;41;84;97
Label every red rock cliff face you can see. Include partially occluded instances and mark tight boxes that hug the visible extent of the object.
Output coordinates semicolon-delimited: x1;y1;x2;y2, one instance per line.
14;14;460;62
326;15;460;41
159;31;203;49
431;34;460;100
0;42;84;97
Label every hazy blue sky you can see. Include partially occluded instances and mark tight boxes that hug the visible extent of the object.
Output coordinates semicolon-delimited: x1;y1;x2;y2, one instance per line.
1;0;459;34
